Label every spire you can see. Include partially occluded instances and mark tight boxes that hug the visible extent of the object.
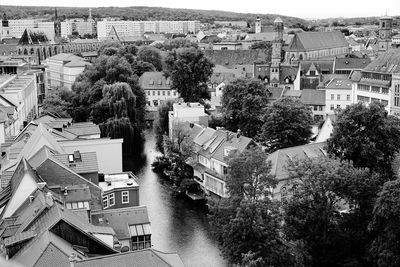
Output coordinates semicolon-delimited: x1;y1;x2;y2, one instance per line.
54;7;58;21
88;8;92;20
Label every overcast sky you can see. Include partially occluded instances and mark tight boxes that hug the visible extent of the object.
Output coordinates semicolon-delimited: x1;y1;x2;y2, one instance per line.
1;0;398;19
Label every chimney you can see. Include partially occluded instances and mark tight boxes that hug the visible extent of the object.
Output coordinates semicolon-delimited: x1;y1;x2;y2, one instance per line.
237;129;242;138
45;192;54;207
226;131;230;141
69;253;78;267
29;195;34;203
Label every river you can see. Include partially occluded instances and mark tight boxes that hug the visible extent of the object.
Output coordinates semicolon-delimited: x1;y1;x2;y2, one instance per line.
125;129;229;267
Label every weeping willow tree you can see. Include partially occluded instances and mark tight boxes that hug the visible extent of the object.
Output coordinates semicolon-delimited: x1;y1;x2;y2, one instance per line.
96;82;142;156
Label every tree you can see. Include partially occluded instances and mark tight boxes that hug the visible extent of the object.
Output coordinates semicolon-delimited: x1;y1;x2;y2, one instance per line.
369;179;400;266
327;102;400;179
41;87;74;118
162;37;199;51
164;47;214;102
137;46;163;71
249;41;272;50
260;97;313;151
209;147;293;266
154;100;175;152
221;78;270;139
283;157;377;266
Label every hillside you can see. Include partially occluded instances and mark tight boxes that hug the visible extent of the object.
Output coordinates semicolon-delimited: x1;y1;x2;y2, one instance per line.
1;5;307;26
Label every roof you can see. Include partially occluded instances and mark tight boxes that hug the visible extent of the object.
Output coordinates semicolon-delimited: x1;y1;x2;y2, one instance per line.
64;59;92;68
300;60;334;74
300;89;325;105
324;77;352;90
99;172;139;191
363;48;400;73
18;29;49;45
75;249;185;267
53;152;99;174
334;57;371;70
91;206;150;240
287;31;349;52
64;122;101;137
139;72;171;90
268;142;327;181
47;53;85;63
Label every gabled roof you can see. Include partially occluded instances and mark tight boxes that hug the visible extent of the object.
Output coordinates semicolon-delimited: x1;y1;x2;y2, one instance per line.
18;29;49;45
268;142;327;181
334;57;371;70
287;31;348;52
75;249;185;267
300;60;334;74
53;152;99;174
212;131;252;164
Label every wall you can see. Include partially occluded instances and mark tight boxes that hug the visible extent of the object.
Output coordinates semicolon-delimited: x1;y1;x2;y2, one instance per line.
59;138;123;173
103;188;139;210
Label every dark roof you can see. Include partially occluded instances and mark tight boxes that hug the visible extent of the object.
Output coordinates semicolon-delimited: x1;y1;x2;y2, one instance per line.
18;29;49;45
287;31;348;52
53;152;98;174
91;206;150;240
300;89;325;105
204;49;269;66
334;57;371;70
300;60;334;74
75;249;185;267
363;48;400;73
139;71;171;90
64;122;100;137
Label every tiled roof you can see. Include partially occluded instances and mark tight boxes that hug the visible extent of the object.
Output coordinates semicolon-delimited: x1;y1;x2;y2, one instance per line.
300;89;325;105
204;49;270;66
53;152;99;174
213;131;252;164
4;229;36;246
75;249;185;267
324;77;352;90
363;48;400;73
139;71;171;90
91;206;150;240
349;70;362;82
18;29;49;45
287;31;349;52
300;60;334;73
64;122;100;137
268;142;327;181
334;57;371;70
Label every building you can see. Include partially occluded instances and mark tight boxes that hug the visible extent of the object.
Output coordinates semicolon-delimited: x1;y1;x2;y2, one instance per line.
255;16;262;34
139;71;179;109
268;142;327;202
168;102;209;139
61;9;96;38
320;77;353;115
392;34;400;48
334;56;371;75
300;89;325;121
74;249;185;267
350;49;400;115
285;31;350;62
0;18;55;42
378;15;393;54
45;53;91;90
97;20;200;41
99;172;140;210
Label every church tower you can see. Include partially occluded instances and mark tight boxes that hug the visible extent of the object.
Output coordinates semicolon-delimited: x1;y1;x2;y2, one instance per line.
255;16;262;34
270;17;284;85
378;15;393;54
54;7;61;40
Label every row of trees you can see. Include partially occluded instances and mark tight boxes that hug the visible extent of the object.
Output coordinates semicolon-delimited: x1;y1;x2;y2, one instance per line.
209;102;400;266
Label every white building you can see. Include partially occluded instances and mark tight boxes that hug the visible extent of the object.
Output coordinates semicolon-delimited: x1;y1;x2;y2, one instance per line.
61;20;96;37
45;53;91;90
322;77;353;115
1;20;55;41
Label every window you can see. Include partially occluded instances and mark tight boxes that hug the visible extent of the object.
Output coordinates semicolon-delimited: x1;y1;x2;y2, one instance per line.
382;88;389;94
331;94;334;100
103;196;108;208
319;106;323;111
162;91;165;96
336;104;341;109
152;91;155;96
130;224;151;251
109;193;115;206
313;106;318;111
337;94;340;100
347;94;350;101
157;91;160;96
357;95;370;102
395;85;400;107
371;86;380;93
309;70;316;76
167;91;170;96
147;91;150;96
330;104;334;111
358;84;370;91
122;191;129;204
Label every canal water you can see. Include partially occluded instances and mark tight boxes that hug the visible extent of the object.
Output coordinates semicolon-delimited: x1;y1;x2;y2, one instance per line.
125;130;228;267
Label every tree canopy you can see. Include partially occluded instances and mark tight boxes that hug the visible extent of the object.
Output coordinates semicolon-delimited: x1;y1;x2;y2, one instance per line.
327;102;400;179
41;87;74;118
221;78;270;139
260;97;313;151
164;47;214;102
137;46;163;71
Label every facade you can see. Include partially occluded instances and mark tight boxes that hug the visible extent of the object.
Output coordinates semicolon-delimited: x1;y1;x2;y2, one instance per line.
139;71;179;110
97;20;200;40
45;53;91;90
100;172;140;210
300;89;326;121
286;31;350;62
255;16;262;34
0;19;55;41
321;77;353;115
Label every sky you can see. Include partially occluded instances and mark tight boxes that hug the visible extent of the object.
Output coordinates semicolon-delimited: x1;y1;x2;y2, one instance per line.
1;0;399;19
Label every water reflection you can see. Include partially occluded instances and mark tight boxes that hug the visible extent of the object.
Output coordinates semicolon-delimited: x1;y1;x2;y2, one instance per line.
125;130;228;267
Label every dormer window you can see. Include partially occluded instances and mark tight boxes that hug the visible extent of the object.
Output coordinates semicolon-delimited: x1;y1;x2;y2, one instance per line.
68;154;74;163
